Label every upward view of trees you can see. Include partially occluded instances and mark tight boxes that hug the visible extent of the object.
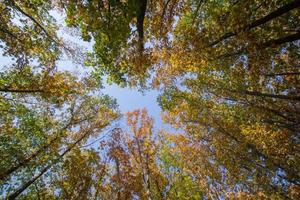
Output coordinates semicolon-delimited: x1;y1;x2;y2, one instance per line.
0;0;299;199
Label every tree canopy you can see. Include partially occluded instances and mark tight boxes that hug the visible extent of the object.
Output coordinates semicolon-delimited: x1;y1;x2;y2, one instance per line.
0;0;299;199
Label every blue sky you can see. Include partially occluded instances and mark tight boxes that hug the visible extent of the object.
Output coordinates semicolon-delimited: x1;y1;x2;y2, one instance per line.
102;83;163;128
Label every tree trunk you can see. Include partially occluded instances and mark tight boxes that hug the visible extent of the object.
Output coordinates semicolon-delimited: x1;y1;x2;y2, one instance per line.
7;124;104;199
230;89;300;101
208;0;300;47
262;32;300;47
0;121;75;181
0;88;43;93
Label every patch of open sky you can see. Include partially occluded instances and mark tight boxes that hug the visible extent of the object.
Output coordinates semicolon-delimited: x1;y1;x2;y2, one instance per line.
0;49;13;71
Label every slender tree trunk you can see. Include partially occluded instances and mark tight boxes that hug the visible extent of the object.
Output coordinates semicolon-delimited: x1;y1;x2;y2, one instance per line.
262;32;300;47
7;123;104;199
0;136;59;181
214;32;300;60
115;157;121;200
7;161;53;200
135;136;152;200
208;0;300;47
229;89;300;101
0;88;43;93
0;120;76;181
145;153;152;200
137;0;148;52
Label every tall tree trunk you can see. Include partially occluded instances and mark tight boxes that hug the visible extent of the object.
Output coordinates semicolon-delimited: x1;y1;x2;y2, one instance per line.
208;0;300;47
0;135;59;181
7;123;105;200
135;136;152;200
229;89;300;101
115;157;121;200
262;32;300;47
0;120;76;181
0;88;43;93
137;0;148;53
